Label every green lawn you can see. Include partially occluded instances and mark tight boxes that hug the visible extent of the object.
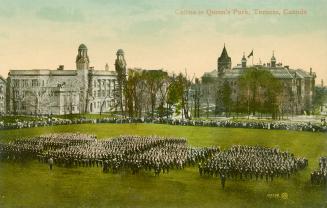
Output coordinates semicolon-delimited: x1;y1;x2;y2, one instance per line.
0;124;326;208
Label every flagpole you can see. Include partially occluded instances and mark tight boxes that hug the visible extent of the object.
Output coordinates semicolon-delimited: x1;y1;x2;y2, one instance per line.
252;48;254;66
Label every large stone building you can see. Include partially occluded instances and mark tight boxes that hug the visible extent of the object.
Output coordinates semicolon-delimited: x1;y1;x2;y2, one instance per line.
6;44;118;115
201;45;316;114
0;75;6;114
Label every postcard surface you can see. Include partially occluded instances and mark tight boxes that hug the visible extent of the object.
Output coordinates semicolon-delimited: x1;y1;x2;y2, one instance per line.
0;0;326;208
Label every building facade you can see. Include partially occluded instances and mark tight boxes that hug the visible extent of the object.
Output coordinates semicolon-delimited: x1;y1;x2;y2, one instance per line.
6;44;118;115
0;75;6;114
201;45;316;115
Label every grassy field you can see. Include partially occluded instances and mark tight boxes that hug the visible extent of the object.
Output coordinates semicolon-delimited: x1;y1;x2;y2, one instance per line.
0;124;326;208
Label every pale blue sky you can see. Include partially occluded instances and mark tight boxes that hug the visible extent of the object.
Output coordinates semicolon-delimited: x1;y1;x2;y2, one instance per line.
0;0;326;81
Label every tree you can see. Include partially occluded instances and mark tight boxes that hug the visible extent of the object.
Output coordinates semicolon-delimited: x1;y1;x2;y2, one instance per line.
239;67;281;118
221;81;232;117
313;86;327;114
24;87;51;115
157;75;173;119
142;70;168;119
166;73;192;119
125;69;144;118
201;75;216;118
115;50;127;117
192;78;202;118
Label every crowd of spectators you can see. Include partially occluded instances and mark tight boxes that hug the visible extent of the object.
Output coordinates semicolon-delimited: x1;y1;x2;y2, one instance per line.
0;116;326;133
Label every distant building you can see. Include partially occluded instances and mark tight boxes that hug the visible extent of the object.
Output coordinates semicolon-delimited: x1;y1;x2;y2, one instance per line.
201;45;316;114
6;44;118;115
318;81;327;115
0;75;6;114
217;44;232;77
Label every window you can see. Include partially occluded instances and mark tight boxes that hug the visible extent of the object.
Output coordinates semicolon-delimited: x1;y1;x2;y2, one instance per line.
21;103;26;110
13;80;18;87
32;79;38;87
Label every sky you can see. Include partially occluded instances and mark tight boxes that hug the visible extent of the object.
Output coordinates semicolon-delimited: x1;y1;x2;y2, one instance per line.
0;0;326;82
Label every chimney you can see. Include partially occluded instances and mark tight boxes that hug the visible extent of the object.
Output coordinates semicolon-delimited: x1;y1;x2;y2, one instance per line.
105;63;109;71
321;79;324;87
310;67;312;75
90;66;94;70
57;65;64;70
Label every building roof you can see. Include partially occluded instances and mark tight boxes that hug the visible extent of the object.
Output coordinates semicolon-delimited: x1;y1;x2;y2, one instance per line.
203;69;218;78
116;49;124;55
222;68;244;79
293;69;314;79
89;70;117;76
0;75;6;82
269;68;293;79
78;44;87;50
241;54;247;61
202;65;313;81
9;69;77;76
218;45;231;62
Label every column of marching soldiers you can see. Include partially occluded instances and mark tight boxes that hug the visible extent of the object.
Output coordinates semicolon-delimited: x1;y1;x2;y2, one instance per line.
0;133;325;186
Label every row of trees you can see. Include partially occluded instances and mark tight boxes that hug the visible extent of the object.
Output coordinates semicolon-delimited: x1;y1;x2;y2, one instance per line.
117;67;287;120
117;68;193;119
238;67;283;118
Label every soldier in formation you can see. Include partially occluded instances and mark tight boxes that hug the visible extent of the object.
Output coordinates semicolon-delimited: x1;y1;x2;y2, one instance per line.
199;145;308;185
0;133;309;184
311;157;327;185
0;133;219;176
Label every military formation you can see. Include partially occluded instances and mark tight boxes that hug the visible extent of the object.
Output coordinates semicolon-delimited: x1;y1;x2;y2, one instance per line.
2;133;325;188
0;133;96;161
199;145;308;183
311;157;327;185
0;133;218;176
